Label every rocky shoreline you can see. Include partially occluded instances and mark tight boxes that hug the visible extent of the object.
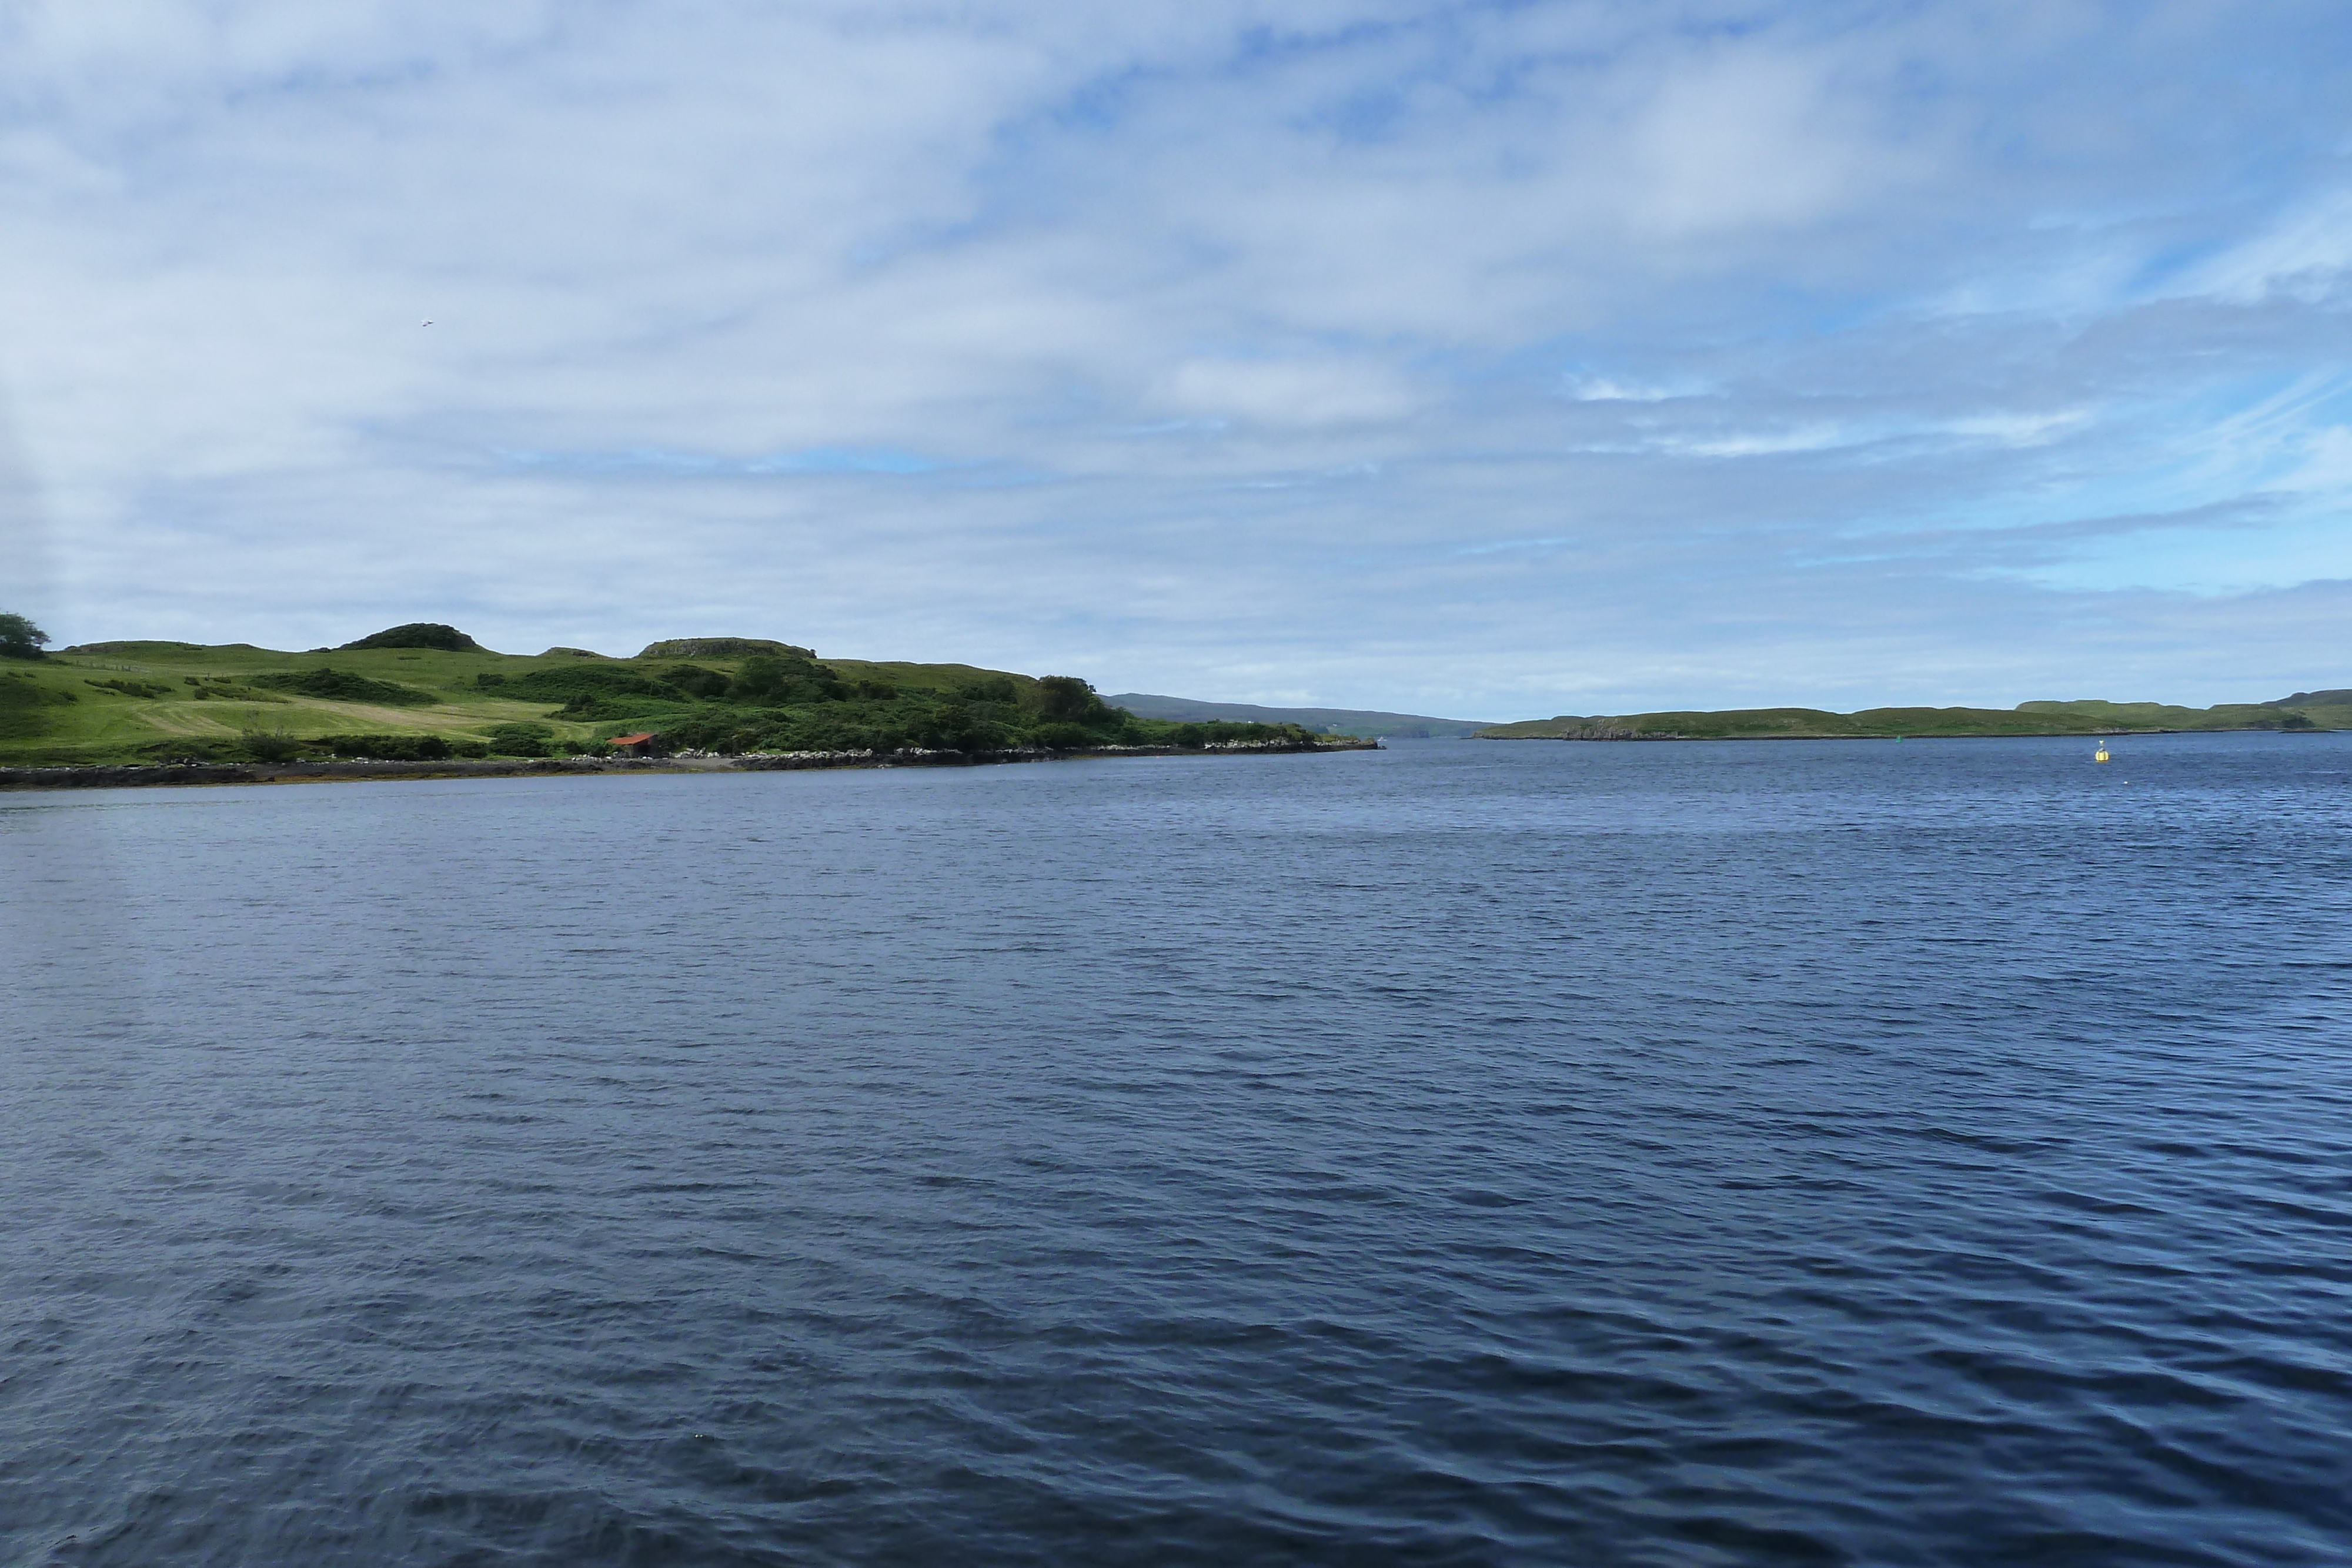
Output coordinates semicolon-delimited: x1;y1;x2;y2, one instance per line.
0;736;1378;791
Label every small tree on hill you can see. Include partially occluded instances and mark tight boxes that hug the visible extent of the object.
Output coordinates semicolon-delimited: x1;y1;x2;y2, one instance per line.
0;612;50;660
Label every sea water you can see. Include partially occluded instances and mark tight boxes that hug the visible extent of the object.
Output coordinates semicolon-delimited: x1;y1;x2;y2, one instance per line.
4;734;2349;1566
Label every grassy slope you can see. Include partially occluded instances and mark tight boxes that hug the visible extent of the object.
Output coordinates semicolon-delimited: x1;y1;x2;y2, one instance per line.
0;642;1058;765
1477;697;2352;740
1104;693;1491;738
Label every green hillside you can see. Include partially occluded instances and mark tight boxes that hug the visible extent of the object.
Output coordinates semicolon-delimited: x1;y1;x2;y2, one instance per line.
1478;694;2351;741
1105;693;1491;738
0;624;1351;766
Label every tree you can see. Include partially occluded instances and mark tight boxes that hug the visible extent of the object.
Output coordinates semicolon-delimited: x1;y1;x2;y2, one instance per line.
1035;675;1107;725
0;612;50;660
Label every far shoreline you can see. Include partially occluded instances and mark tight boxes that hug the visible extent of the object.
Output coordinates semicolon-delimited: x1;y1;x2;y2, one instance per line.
1476;726;2340;743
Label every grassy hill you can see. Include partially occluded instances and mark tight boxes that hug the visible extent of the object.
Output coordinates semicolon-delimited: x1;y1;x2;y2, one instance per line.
1105;693;1492;739
0;626;1354;766
1477;694;2352;740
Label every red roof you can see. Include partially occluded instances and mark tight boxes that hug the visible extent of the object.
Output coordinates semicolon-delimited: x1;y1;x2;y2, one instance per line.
611;733;656;744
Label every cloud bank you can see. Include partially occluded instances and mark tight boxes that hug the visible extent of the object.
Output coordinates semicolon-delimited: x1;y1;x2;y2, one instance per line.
3;0;2349;714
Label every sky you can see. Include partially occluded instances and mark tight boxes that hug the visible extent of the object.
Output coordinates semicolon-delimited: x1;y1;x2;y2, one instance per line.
2;1;2349;719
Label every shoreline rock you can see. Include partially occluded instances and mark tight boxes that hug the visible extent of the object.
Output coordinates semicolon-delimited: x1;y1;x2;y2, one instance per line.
0;737;1379;792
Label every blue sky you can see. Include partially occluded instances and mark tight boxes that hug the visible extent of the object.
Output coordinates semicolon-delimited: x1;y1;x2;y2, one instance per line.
2;0;2348;717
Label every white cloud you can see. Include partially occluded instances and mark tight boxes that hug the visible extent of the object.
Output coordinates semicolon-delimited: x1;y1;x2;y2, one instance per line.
1161;357;1419;426
4;0;2352;714
2182;189;2352;303
1626;47;1886;236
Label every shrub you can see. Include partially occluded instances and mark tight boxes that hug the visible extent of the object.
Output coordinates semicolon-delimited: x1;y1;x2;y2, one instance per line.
250;667;436;705
481;721;554;755
906;704;1007;753
502;665;679;703
662;664;733;700
239;732;303;762
1032;721;1094;750
728;653;840;705
475;671;506;688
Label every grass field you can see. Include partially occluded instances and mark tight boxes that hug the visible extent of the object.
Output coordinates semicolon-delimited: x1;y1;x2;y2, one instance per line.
0;630;1343;765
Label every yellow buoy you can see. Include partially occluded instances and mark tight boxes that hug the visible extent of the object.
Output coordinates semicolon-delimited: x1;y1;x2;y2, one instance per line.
2093;745;2111;763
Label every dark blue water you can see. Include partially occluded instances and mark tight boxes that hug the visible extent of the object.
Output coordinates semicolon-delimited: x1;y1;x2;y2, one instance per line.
5;735;2350;1566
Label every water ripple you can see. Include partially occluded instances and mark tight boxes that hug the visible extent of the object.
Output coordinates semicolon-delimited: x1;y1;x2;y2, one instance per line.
4;735;2350;1565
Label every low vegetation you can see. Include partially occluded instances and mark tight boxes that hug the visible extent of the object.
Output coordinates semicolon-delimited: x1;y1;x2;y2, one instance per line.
1478;695;2351;740
248;667;439;704
0;617;1352;767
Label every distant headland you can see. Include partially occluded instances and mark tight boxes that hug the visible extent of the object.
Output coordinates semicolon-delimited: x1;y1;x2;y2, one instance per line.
0;621;1374;785
1106;693;1492;739
1477;692;2351;741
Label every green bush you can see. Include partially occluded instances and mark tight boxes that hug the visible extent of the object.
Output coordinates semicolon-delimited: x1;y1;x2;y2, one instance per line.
906;704;1007;752
239;732;303;762
557;693;697;720
86;677;175;698
250;667;436;705
662;664;733;700
475;671;506;688
729;653;840;705
502;665;678;703
481;721;554;755
1032;721;1094;749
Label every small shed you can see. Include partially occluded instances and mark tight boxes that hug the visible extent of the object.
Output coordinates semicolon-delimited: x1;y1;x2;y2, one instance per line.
610;731;662;757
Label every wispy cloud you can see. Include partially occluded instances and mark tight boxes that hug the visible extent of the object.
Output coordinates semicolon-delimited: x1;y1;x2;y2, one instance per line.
4;0;2350;714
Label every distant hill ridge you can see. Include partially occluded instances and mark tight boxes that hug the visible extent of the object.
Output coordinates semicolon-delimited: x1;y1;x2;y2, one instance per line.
9;624;1371;768
638;637;816;660
1478;693;2351;741
1106;693;1492;739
